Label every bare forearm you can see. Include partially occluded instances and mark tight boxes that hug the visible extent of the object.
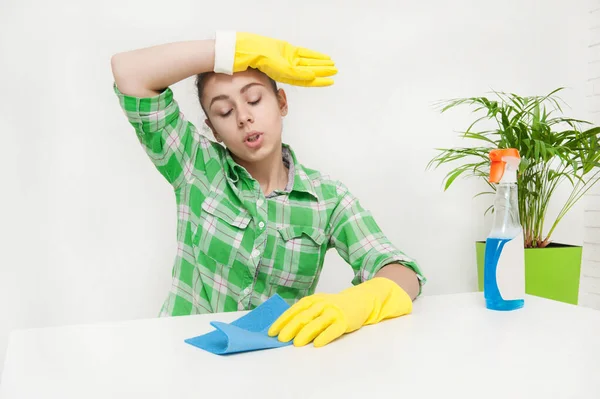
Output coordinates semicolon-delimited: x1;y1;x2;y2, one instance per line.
110;40;216;97
375;264;420;300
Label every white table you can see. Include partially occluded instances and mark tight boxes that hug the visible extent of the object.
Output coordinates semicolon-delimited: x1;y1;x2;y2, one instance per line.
1;292;599;399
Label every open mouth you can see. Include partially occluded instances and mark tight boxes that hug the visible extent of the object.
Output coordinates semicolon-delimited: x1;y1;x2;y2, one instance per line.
246;133;261;142
244;132;264;148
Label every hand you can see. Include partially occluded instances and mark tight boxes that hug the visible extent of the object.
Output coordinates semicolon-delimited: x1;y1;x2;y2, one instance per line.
268;277;412;347
213;31;338;87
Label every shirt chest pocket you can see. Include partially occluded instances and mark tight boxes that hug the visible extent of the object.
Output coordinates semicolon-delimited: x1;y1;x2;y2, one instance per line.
269;226;327;289
194;194;252;267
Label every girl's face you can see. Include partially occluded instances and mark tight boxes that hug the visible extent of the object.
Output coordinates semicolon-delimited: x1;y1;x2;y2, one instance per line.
202;69;288;165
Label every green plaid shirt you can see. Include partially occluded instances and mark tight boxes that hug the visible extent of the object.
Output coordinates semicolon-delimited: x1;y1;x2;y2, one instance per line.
114;83;426;316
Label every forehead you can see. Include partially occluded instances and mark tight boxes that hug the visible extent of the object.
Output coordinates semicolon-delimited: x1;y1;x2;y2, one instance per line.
202;69;270;98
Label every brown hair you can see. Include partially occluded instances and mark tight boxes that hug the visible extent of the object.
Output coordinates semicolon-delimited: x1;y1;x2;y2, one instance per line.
195;68;278;116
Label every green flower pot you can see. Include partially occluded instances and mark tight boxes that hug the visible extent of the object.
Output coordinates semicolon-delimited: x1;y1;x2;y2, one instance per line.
476;241;582;305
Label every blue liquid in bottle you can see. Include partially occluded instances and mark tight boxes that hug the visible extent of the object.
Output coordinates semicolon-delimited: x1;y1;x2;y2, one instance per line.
484;237;525;311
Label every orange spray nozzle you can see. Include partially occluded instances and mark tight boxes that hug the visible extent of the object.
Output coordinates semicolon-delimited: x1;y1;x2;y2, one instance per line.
489;148;520;183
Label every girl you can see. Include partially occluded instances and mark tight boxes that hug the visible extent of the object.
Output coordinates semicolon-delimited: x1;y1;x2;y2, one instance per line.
111;31;426;348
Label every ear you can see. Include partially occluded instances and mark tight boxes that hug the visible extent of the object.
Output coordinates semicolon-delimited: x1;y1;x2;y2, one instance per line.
205;118;222;142
277;88;288;116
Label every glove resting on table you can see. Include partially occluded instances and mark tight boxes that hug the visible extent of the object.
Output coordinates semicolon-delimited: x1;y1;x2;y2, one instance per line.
268;277;413;347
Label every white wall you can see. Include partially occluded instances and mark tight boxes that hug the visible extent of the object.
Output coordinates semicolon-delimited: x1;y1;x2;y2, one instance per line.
0;0;591;375
579;1;600;309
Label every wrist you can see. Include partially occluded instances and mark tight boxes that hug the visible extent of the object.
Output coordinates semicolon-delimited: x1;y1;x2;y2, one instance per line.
359;277;413;323
213;30;237;74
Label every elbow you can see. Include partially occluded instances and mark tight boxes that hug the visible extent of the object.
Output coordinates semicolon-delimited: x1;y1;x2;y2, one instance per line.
110;53;126;86
110;53;154;97
110;53;138;95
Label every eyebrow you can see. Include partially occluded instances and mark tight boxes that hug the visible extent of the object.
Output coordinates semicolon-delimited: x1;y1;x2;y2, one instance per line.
209;82;264;108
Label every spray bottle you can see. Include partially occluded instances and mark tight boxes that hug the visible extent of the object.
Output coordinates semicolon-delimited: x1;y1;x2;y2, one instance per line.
483;148;525;311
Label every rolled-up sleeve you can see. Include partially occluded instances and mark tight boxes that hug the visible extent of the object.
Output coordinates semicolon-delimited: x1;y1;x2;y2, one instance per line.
113;83;203;190
328;183;426;295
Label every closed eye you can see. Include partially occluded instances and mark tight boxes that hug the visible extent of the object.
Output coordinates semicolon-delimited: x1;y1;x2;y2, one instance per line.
219;97;260;117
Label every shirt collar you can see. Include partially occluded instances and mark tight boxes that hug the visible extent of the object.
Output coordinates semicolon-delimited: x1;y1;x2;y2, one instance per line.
223;143;318;200
224;148;244;184
283;144;319;200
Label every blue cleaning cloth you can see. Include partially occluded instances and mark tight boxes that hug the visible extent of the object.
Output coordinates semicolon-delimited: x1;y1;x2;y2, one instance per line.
184;294;293;355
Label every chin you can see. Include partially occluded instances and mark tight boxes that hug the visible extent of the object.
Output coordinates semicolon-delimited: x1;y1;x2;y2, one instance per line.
233;137;281;164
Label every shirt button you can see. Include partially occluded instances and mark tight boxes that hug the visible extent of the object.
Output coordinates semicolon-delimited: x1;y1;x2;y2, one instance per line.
252;249;260;258
258;221;265;229
257;199;264;207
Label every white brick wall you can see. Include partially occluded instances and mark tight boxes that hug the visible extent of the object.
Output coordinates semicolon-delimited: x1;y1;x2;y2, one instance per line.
578;2;600;309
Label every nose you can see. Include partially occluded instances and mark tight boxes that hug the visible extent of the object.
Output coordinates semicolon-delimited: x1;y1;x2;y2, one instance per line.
237;104;254;127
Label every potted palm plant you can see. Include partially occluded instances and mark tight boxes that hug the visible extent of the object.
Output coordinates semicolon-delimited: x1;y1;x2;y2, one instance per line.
427;88;600;304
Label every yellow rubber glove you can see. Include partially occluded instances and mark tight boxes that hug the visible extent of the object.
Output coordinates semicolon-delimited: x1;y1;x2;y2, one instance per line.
268;277;412;347
213;31;337;87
